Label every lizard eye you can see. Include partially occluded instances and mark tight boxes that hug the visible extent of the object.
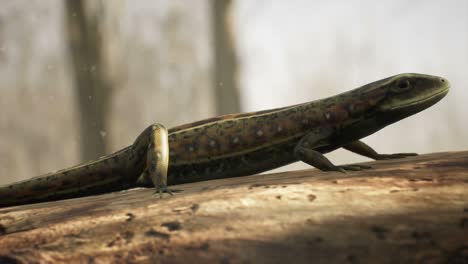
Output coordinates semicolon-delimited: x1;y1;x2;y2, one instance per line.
393;79;412;92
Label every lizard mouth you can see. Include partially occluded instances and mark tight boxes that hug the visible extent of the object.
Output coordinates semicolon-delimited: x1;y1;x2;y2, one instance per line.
387;85;450;112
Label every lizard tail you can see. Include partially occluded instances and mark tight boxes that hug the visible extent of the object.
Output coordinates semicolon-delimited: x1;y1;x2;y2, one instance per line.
0;153;134;208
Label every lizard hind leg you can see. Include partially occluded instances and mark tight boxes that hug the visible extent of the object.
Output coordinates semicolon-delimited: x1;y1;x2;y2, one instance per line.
134;123;174;197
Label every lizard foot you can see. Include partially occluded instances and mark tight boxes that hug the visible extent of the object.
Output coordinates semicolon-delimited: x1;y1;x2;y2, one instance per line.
153;185;174;198
337;164;372;172
375;153;418;160
153;186;183;198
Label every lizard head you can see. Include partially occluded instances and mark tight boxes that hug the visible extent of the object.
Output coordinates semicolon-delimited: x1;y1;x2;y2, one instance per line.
376;73;450;121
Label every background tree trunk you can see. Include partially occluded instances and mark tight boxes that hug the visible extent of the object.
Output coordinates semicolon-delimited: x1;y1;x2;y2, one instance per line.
64;0;112;161
1;151;467;263
212;0;241;115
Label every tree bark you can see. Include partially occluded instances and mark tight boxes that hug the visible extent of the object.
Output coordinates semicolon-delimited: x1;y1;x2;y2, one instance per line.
0;151;467;263
64;0;112;161
212;0;241;115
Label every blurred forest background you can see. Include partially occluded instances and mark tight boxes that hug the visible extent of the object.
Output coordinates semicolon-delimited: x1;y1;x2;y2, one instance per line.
0;0;467;185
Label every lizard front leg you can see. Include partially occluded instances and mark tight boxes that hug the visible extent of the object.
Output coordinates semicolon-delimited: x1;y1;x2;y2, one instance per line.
294;127;370;173
343;140;418;160
131;123;172;197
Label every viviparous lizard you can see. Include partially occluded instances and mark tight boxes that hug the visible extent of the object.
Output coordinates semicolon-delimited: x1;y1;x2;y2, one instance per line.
0;73;450;207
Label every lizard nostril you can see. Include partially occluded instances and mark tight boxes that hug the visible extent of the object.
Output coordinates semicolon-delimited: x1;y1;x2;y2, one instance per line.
440;78;445;83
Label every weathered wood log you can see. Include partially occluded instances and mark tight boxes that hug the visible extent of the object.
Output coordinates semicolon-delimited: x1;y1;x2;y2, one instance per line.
0;151;467;263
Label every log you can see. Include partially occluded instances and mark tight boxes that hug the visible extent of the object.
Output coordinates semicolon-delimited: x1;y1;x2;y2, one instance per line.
0;151;467;263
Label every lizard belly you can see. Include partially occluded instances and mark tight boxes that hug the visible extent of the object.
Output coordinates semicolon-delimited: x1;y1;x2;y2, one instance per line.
166;140;299;185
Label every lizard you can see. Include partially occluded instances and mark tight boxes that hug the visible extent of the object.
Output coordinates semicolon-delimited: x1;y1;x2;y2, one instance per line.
0;73;450;207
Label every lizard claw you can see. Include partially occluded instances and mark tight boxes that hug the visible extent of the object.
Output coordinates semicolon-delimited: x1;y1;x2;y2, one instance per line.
336;164;372;172
153;185;175;198
335;167;347;174
376;153;418;160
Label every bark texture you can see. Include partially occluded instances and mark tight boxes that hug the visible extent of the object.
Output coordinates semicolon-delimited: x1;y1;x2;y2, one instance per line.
0;151;467;263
